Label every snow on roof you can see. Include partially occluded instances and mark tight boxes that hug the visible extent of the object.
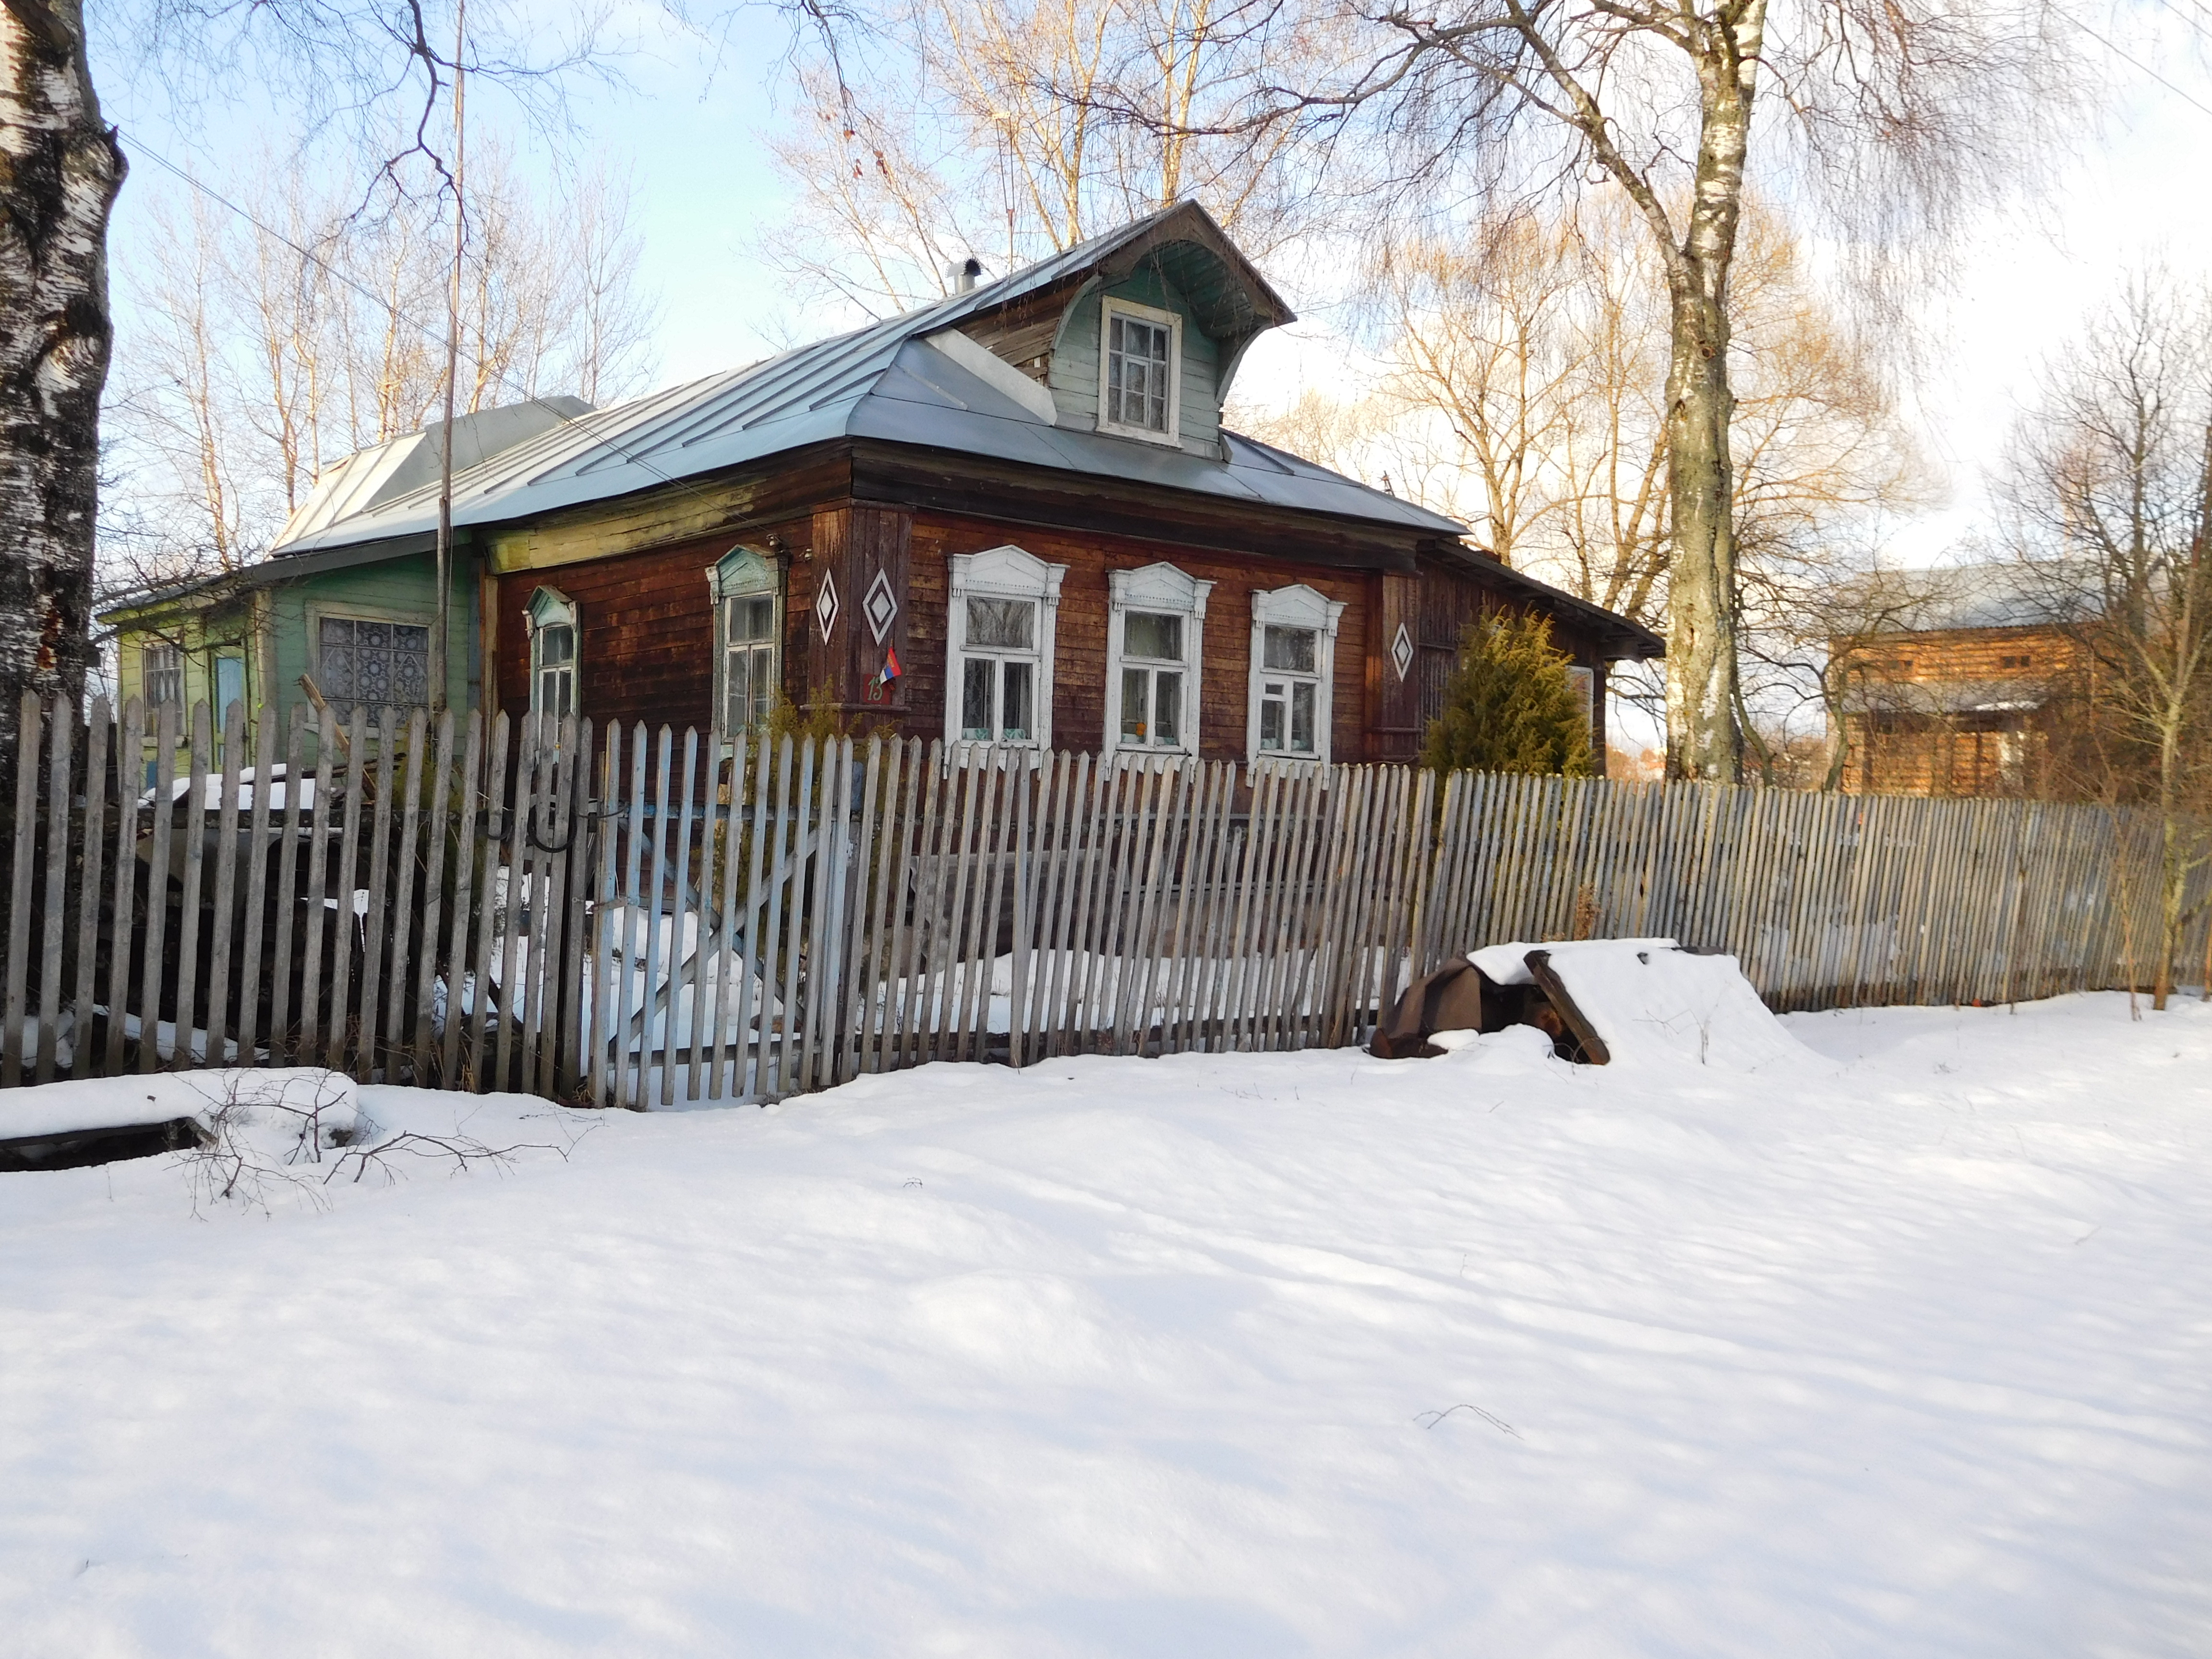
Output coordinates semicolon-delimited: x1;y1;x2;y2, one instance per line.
1839;561;2098;635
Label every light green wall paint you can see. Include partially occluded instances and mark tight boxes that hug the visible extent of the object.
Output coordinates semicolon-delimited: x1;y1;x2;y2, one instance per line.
1049;269;1223;457
108;552;479;765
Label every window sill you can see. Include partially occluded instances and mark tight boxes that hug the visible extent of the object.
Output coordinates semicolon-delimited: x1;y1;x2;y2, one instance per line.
1096;419;1184;449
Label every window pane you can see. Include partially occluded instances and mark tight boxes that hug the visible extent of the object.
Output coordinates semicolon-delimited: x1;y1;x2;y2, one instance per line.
1123;610;1181;661
1291;681;1317;753
540;623;574;666
732;597;775;643
1260;687;1284;750
1263;625;1317;673
1107;313;1171;433
962;658;995;741
1154;671;1180;747
1001;660;1033;741
727;652;750;733
391;626;430;705
1121;667;1149;743
966;597;1034;649
747;644;775;721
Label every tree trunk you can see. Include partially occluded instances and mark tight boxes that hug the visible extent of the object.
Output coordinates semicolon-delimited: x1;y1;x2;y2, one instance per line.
0;0;125;759
1654;10;1759;784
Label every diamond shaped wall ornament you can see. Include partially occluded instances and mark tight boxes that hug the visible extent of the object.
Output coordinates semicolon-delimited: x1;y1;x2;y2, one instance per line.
1390;622;1414;683
814;571;841;642
864;569;900;644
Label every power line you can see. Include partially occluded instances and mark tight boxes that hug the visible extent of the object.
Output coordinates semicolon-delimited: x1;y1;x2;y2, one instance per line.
122;137;735;529
2054;6;2212;118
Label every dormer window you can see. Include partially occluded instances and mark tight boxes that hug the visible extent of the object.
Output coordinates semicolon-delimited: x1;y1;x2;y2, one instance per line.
1099;299;1180;444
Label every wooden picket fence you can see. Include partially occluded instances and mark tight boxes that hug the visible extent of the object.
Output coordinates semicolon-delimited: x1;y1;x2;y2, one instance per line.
2;693;2206;1108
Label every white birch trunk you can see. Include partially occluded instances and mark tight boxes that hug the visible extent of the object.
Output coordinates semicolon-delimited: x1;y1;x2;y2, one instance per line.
0;0;124;758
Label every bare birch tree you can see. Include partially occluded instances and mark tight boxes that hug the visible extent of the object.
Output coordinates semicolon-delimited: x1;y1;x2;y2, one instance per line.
2002;274;2212;1009
107;153;657;593
769;0;1324;312
1069;0;2059;779
0;0;126;762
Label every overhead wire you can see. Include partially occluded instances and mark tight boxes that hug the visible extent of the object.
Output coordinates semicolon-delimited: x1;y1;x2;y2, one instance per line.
123;137;744;529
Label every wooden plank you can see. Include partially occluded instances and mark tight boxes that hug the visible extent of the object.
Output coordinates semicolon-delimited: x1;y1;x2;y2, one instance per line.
101;698;146;1075
70;698;112;1077
435;713;484;1089
197;699;245;1068
492;718;542;1094
267;708;311;1065
609;722;648;1105
546;716;591;1098
4;692;44;1088
136;705;180;1075
322;707;370;1073
354;711;400;1080
699;732;743;1100
587;721;624;1105
729;732;775;1101
629;724;673;1103
774;737;815;1095
409;711;456;1083
834;736;884;1083
753;735;796;1097
799;736;850;1092
167;701;213;1071
461;713;512;1090
381;709;428;1070
1036;752;1090;1058
661;726;701;1104
34;704;72;1083
231;704;276;1069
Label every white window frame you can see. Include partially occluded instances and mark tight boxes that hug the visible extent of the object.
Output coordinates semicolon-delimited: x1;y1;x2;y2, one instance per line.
1245;583;1347;768
526;585;579;721
946;544;1067;754
1103;562;1213;757
141;639;184;711
707;544;784;740
1096;297;1182;446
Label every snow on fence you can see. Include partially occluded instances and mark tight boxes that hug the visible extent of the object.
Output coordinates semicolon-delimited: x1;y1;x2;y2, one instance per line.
1;692;2206;1106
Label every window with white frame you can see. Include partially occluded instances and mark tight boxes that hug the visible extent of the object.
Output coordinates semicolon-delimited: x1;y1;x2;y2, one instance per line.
1105;563;1212;754
1246;584;1346;765
1099;298;1180;443
947;544;1066;750
707;545;783;736
317;614;430;724
527;586;579;720
141;641;184;710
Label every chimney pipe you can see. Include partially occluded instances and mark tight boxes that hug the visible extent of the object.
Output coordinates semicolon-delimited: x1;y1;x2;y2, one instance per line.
954;256;982;294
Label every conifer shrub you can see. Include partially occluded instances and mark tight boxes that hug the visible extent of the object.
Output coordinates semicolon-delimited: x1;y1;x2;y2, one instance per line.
1419;612;1596;777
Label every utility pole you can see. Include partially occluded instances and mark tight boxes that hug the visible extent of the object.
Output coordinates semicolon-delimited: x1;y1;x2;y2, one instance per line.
432;0;467;714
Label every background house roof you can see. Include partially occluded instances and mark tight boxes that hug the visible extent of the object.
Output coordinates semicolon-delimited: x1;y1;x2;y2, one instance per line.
267;202;1466;558
1836;561;2100;635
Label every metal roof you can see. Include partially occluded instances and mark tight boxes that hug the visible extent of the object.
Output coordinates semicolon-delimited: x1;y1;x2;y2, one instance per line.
1840;561;2099;634
269;202;1465;557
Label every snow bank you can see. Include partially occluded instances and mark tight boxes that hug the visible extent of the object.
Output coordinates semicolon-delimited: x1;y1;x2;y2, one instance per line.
2;994;2209;1656
0;1068;354;1146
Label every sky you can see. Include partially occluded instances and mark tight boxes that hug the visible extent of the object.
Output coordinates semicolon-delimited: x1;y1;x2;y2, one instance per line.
92;0;2212;581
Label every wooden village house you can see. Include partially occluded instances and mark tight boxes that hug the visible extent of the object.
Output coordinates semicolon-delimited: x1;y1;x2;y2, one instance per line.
1828;563;2090;798
105;202;1659;770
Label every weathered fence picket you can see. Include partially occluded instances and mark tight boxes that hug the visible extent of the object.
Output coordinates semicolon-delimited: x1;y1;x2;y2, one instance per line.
2;696;2208;1115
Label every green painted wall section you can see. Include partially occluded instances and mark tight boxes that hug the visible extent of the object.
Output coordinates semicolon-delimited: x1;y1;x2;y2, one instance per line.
108;552;479;769
1049;268;1223;458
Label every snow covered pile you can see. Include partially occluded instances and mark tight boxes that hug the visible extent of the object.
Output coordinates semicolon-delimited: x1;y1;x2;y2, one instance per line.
3;994;2210;1655
1470;938;1816;1070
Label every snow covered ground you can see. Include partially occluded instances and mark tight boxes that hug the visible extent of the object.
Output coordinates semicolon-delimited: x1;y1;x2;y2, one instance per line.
4;993;2210;1656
